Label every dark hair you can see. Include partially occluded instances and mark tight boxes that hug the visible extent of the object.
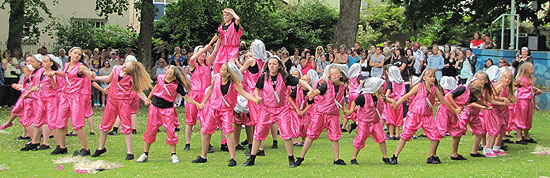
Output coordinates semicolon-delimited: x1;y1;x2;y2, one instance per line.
51;62;59;71
262;57;289;83
484;58;494;68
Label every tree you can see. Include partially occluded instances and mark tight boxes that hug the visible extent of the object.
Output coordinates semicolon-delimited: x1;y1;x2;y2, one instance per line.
1;0;55;52
96;0;156;71
392;0;550;45
333;0;361;48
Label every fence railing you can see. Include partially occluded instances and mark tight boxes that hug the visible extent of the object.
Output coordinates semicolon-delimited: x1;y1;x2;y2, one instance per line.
0;42;66;55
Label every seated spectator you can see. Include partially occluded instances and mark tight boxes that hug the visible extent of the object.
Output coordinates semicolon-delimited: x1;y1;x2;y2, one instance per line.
470;32;485;49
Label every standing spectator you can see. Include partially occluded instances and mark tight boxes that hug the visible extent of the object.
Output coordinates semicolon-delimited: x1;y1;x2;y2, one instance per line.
512;47;533;76
58;49;69;66
470;32;485;49
457;50;472;85
170;46;183;66
465;48;477;72
99;60;112;107
316;51;331;75
383;41;392;65
369;46;385;77
109;51;120;66
442;50;459;77
2;50;20;106
353;42;362;54
314;46;325;62
334;45;348;64
299;54;316;75
404;40;412;51
325;44;334;59
347;48;360;68
156;58;167;77
484;35;495;49
404;48;415;81
394;41;403;51
358;50;370;77
412;42;425;76
281;50;293;73
427;45;444;80
291;48;301;65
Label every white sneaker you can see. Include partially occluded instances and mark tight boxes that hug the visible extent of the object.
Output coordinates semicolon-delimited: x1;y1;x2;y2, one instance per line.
171;154;179;164
136;153;148;163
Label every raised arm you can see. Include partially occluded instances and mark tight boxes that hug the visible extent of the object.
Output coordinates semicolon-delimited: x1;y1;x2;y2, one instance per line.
206;38;221;66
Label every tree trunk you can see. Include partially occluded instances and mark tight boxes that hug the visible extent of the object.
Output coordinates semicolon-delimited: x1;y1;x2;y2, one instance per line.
7;0;25;52
137;0;154;73
334;0;361;49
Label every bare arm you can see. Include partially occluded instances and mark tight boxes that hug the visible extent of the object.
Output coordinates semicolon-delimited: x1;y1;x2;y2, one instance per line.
78;65;95;80
94;67;115;83
344;101;357;116
235;83;258;103
393;84;419;107
239;58;256;73
206;39;221;66
183;95;204;110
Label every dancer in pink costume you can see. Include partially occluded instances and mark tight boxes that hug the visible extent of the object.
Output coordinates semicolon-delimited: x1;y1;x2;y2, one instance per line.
213;8;241;74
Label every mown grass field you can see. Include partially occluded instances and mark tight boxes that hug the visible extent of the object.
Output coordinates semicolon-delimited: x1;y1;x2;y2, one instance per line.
0;107;549;177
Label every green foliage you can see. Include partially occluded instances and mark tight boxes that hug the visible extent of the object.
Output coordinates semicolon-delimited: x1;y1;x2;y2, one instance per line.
1;0;57;43
279;1;338;50
355;1;404;47
52;20;164;50
153;0;337;50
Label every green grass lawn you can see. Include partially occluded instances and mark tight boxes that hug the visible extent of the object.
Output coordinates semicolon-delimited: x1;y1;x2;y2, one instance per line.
0;107;549;177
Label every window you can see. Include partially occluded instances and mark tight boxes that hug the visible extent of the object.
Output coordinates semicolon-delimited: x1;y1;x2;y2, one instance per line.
71;18;107;28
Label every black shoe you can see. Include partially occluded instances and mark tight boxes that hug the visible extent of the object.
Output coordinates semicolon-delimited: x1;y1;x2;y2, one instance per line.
21;143;39;151
412;136;418;139
132;129;137;134
505;134;513;138
91;148;107;157
257;150;265;156
184;144;190;151
295;157;304;166
50;146;68;155
241;140;249;145
502;139;513;143
221;144;229;152
15;136;30;140
350;159;359;165
73;149;91;156
32;144;51;151
248;144;252;150
208;145;215;153
525;138;537;143
89;132;95;136
382;158;392;164
49;135;54;138
427;156;441;164
108;130;118;136
125;154;134;160
271;141;278;149
69;132;77;136
341;128;348;133
293;142;304;147
418;134;427;138
390;155;398;165
235;144;245;150
470;153;485;157
333;159;346;165
174;127;181;132
191;156;207;163
228;158;237;167
451;154;467;160
288;156;296;168
516;140;528;145
243;156;255;166
349;123;358;134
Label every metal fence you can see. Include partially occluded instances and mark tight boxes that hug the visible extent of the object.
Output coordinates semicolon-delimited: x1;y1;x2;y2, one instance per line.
0;42;65;55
